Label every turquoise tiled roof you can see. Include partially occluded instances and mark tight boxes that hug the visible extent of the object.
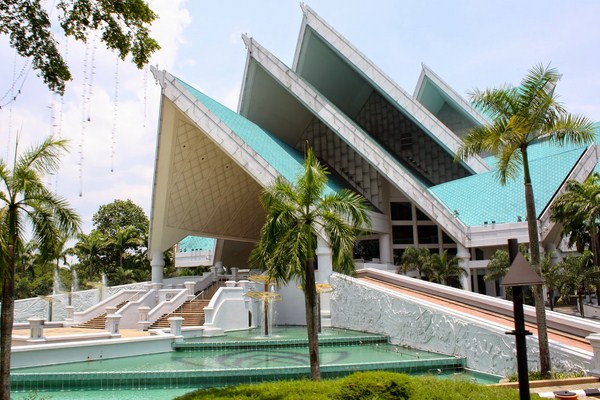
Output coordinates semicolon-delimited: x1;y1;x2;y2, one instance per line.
430;144;588;227
176;78;341;196
178;236;215;253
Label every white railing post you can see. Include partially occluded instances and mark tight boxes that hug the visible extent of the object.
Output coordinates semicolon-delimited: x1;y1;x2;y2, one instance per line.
231;267;239;282
27;317;46;342
169;316;184;342
184;281;195;300
138;306;151;331
106;314;122;337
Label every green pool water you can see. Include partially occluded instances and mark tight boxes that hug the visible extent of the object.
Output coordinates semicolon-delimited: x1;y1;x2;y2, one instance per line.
11;327;500;399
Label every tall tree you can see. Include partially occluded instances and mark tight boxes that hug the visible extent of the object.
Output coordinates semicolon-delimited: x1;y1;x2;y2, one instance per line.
457;64;595;377
92;199;149;237
551;178;593;254
0;137;81;399
551;173;600;304
397;246;432;279
74;230;107;280
0;0;160;94
428;250;466;288
249;148;369;380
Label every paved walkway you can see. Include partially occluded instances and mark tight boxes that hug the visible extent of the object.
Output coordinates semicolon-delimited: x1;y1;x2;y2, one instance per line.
12;327;153;346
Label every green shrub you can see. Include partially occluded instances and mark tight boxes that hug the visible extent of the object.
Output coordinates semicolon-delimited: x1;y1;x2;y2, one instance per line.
507;369;586;382
334;371;413;400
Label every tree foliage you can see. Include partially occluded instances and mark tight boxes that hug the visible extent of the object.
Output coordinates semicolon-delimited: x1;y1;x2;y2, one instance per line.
249;148;370;380
92;199;149;237
0;0;160;94
396;247;432;279
456;63;595;377
0;137;81;399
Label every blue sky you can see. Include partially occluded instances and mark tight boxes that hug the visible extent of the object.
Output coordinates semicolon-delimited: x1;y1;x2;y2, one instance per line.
0;0;598;235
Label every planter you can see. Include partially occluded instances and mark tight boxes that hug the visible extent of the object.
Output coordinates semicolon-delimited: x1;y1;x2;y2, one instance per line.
554;391;578;399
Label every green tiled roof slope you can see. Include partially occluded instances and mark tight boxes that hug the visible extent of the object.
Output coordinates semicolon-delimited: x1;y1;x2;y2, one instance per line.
430;144;588;227
176;77;340;195
178;236;215;253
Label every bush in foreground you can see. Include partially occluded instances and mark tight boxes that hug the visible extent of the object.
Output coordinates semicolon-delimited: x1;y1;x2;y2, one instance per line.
175;371;534;400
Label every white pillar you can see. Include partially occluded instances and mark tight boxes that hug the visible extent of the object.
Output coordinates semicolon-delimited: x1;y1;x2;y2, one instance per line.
316;236;333;327
231;267;239;282
587;334;600;376
457;244;471;291
106;314;122;336
27;317;46;342
378;234;392;264
151;251;165;284
184;281;196;299
169;316;184;342
138;306;151;331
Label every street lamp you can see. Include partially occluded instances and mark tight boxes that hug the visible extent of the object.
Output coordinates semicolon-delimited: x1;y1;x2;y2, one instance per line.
500;238;543;400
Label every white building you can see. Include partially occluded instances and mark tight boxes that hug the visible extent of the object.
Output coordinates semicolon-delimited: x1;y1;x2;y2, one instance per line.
149;4;598;303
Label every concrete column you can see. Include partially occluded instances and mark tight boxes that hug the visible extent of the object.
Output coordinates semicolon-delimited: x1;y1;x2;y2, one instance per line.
169;316;184;342
138;306;151;331
215;261;224;276
27;317;46;342
106;314;122;336
231;267;239;282
151;251;165;284
210;266;218;282
65;306;74;325
457;244;471;292
587;334;600;376
316;236;333;326
184;281;196;299
378;233;392;264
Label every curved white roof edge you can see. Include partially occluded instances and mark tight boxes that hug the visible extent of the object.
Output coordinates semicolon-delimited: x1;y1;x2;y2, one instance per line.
296;4;490;175
243;37;469;245
414;63;490;128
148;67;281;254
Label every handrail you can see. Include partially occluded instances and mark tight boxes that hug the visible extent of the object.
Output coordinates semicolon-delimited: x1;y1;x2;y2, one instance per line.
147;288;189;325
72;290;145;325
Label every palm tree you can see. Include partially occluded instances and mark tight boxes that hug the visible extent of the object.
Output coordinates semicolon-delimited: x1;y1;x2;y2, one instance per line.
456;64;595;377
0;137;81;399
74;230;107;280
555;252;600;317
249;148;369;380
551;173;600;304
397;247;432;279
428;250;466;288
104;225;144;270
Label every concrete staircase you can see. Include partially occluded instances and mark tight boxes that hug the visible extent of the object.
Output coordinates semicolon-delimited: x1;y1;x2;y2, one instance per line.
76;301;128;329
150;299;210;328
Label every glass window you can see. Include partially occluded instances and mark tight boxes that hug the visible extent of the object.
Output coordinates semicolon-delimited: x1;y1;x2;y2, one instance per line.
441;231;455;245
392;225;414;244
390;202;412;221
415;208;431;221
417;225;438;244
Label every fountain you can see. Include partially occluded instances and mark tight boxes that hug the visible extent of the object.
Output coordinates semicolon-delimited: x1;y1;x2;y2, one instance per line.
246;275;281;336
52;267;62;296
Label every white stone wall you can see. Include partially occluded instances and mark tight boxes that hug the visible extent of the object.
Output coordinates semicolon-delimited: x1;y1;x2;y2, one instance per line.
14;282;150;324
330;274;591;376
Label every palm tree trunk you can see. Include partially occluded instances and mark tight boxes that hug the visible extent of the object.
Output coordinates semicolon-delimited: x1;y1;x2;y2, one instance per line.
305;257;320;380
522;149;552;378
1;244;16;399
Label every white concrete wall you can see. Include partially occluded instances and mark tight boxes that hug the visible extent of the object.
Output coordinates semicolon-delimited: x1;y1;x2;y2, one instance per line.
11;335;175;368
273;279;306;326
330;273;592;376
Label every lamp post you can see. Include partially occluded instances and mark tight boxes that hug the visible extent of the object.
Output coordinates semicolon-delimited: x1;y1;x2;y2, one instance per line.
501;239;543;400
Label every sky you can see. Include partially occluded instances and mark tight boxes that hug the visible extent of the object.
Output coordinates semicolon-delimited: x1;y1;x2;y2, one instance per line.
0;0;599;236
